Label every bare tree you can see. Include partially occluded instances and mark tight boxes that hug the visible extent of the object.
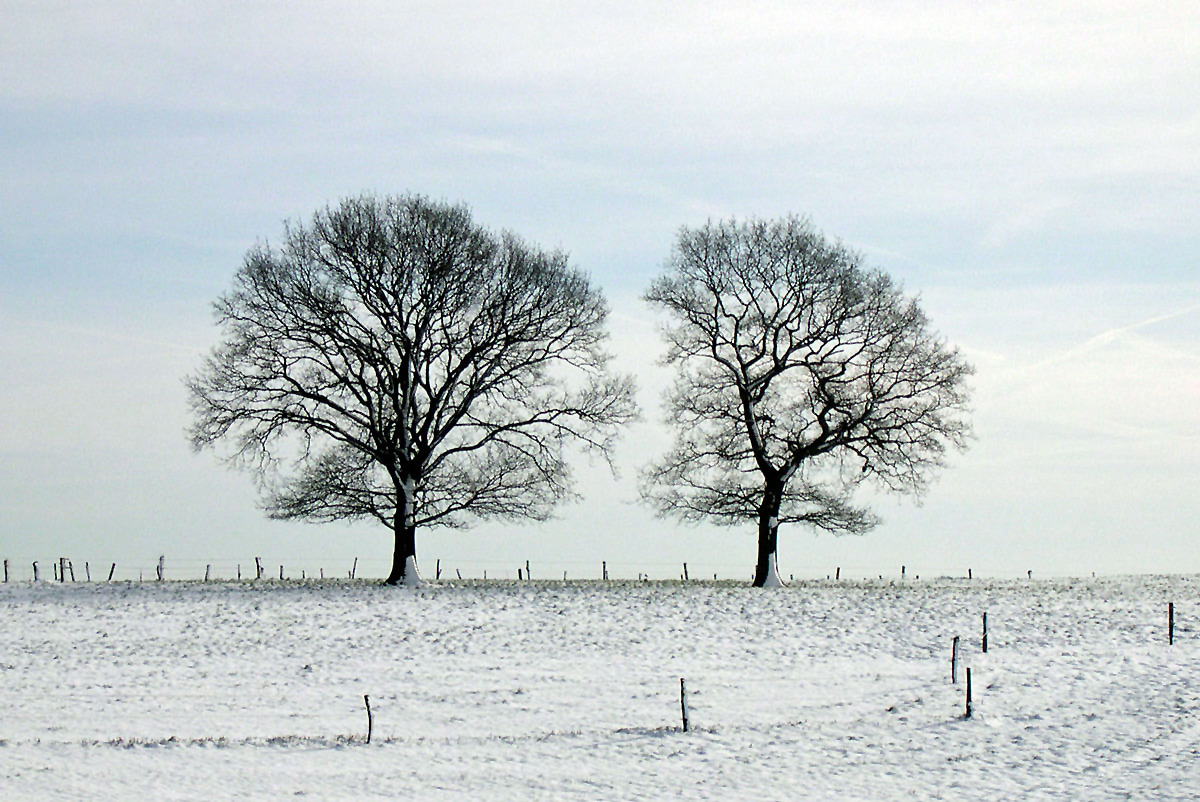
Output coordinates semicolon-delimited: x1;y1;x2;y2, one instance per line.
188;194;638;585
642;217;972;586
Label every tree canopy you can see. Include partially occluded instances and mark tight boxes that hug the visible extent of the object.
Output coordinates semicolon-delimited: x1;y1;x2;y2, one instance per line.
642;216;972;586
188;194;638;584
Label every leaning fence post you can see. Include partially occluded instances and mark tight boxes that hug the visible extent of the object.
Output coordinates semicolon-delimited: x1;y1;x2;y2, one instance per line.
107;563;116;581
351;558;357;579
205;565;211;582
680;678;690;732
68;561;75;582
683;563;689;582
255;557;263;580
59;557;66;582
436;559;441;581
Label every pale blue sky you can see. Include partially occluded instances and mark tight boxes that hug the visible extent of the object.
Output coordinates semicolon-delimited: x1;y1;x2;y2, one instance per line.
2;1;1198;580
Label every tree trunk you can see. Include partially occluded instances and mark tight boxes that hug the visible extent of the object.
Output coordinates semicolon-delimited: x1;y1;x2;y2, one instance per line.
752;484;784;587
384;515;419;585
384;478;422;586
388;504;422;585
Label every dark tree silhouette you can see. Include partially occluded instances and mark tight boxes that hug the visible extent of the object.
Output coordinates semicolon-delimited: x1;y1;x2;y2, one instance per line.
642;217;972;586
188;194;637;584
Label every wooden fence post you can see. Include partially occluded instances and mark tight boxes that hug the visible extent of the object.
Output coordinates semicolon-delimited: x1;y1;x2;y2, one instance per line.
364;694;373;744
3;559;8;583
525;560;531;580
1169;602;1175;646
156;556;164;582
951;636;959;684
68;561;75;582
982;612;988;653
683;563;689;582
205;565;211;582
835;566;841;581
436;559;441;581
108;563;116;581
602;561;608;581
85;562;91;582
965;668;973;718
32;561;39;581
680;678;690;732
255;557;263;580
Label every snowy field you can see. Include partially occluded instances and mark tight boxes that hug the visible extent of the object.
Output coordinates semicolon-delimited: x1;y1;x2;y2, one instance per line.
2;576;1197;800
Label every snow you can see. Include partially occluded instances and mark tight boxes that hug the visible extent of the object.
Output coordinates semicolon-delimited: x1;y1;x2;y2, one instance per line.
2;576;1198;800
401;555;422;587
761;552;784;587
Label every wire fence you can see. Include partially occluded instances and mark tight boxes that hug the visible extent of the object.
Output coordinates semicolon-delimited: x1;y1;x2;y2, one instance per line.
1;553;1140;584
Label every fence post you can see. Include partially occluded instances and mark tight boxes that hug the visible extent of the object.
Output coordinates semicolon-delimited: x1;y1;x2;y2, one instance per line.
85;562;91;582
680;678;690;732
3;559;7;583
982;612;988;653
32;561;39;581
108;563;116;581
602;561;608;581
683;563;689;582
156;556;164;582
364;694;373;744
1169;602;1175;645
951;636;959;684
205;565;211;582
255;557;263;580
965;668;973;718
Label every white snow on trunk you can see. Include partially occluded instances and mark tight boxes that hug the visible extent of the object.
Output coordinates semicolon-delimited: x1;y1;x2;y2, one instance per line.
402;478;416;528
401;555;423;587
761;552;784;587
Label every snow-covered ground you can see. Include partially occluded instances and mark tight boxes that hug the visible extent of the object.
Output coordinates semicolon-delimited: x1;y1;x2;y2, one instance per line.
2;576;1197;800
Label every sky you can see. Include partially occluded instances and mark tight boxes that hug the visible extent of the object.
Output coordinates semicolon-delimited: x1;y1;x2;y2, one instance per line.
2;1;1198;581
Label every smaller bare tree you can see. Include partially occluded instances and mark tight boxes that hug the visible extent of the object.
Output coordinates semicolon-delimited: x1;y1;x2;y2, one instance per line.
188;194;638;584
642;217;972;586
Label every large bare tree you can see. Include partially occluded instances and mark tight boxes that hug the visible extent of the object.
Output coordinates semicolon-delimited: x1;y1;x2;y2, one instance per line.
188;194;637;585
642;217;972;586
